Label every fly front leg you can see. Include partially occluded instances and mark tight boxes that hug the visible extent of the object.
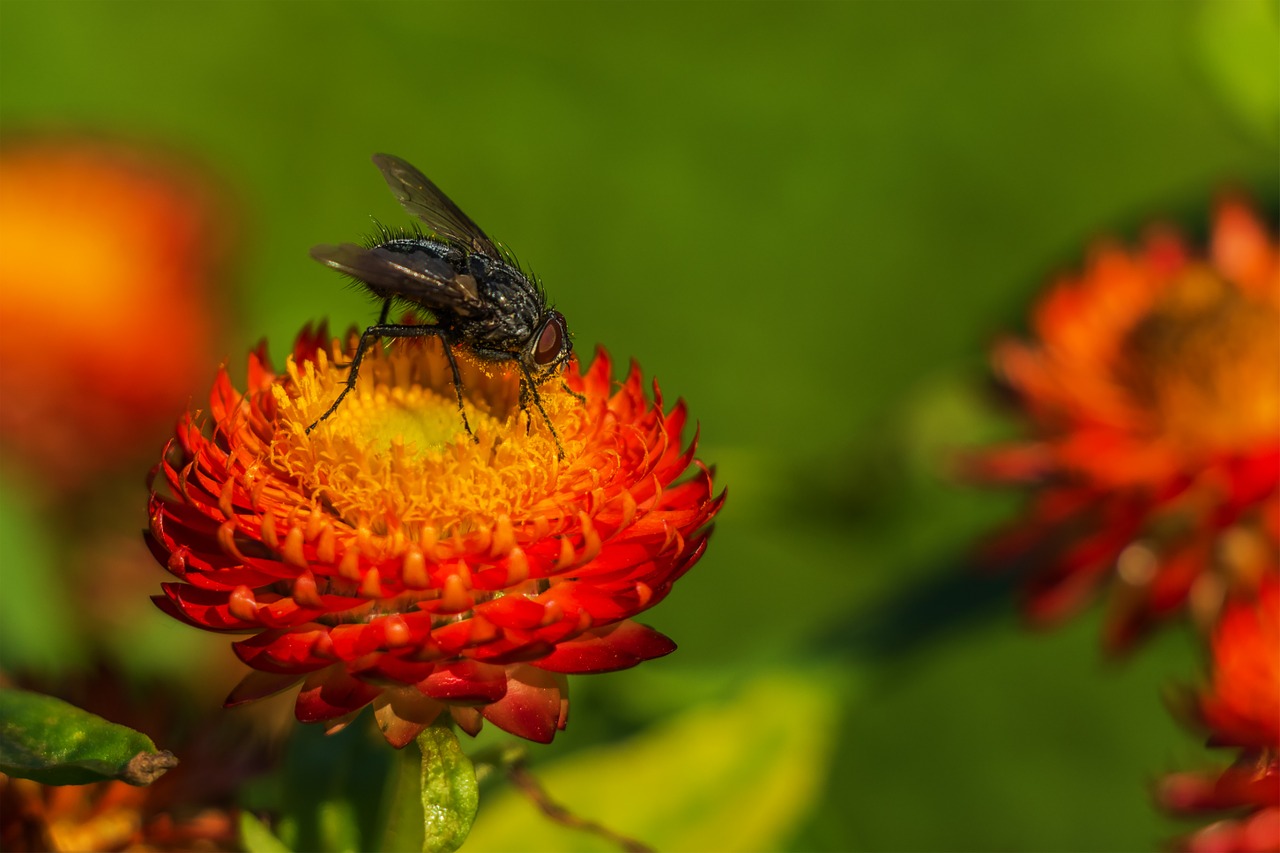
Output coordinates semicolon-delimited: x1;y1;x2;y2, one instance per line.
518;379;534;435
561;380;586;406
519;365;566;461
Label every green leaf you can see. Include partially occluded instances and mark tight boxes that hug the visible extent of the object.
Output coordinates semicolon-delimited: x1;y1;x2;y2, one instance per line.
0;688;176;786
463;671;840;852
240;812;293;853
379;720;479;853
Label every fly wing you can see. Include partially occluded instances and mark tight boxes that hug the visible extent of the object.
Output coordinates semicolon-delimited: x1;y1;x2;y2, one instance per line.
310;243;486;317
371;153;501;257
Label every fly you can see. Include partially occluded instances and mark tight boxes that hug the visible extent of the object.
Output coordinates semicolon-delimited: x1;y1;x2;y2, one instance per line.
308;153;578;458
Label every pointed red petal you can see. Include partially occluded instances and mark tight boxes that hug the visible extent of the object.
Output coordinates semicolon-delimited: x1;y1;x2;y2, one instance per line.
294;667;380;722
449;706;484;737
480;665;566;743
373;688;443;748
534;620;676;674
419;660;508;704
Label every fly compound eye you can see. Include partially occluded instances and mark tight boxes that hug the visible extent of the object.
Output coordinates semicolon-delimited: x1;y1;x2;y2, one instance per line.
534;312;566;366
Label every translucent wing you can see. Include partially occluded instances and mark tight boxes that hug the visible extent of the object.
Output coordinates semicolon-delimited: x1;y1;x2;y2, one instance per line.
310;243;486;317
372;153;501;257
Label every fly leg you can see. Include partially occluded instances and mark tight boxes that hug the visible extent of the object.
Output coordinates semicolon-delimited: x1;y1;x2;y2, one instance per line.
305;310;455;434
560;380;587;406
519;365;567;461
438;337;476;442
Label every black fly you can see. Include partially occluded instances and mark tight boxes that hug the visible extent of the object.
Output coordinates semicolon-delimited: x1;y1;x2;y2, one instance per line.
308;154;578;458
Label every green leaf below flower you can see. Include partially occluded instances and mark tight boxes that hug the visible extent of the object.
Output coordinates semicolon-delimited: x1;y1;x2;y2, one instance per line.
378;719;479;853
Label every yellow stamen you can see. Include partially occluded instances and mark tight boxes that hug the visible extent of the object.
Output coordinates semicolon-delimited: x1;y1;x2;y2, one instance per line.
271;338;582;537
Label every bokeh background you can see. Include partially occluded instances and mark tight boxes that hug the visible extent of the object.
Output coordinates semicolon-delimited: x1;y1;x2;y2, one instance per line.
1;2;1276;851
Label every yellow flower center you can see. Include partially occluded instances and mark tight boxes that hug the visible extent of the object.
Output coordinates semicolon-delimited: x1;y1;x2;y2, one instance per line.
270;338;586;537
1120;267;1279;450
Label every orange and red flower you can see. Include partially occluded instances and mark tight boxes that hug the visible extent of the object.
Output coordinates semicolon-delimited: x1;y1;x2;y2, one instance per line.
1158;577;1280;852
147;325;722;747
0;138;226;493
968;199;1279;650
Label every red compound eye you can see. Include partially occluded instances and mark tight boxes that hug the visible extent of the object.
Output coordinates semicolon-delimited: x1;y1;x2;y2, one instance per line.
534;312;566;365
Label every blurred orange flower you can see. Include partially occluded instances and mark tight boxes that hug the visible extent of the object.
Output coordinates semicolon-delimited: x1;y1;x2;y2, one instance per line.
147;326;722;746
0;139;225;493
1158;578;1279;852
0;774;239;853
968;199;1279;650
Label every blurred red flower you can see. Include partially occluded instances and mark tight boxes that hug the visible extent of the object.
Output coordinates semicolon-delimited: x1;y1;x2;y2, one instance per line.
0;139;225;493
1158;578;1279;852
147;326;722;746
1201;578;1280;750
968;199;1279;650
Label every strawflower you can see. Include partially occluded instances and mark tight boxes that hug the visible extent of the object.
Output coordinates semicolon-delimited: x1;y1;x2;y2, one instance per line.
967;199;1279;650
1158;577;1280;852
147;325;722;747
0;138;225;493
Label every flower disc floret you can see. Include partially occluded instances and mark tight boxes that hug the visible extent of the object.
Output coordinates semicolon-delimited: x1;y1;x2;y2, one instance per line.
147;326;722;746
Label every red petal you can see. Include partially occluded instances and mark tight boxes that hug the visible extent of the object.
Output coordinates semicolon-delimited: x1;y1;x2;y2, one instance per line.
294;667;380;722
234;627;335;673
449;705;484;737
534;620;676;673
476;594;548;630
152;585;252;631
373;688;443;748
419;660;508;704
480;665;567;744
350;653;437;685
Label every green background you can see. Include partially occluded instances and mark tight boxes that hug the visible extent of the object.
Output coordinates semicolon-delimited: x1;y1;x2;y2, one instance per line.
1;2;1276;850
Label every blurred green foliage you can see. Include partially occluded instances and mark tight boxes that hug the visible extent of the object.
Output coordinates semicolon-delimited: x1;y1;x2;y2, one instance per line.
1;2;1275;851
